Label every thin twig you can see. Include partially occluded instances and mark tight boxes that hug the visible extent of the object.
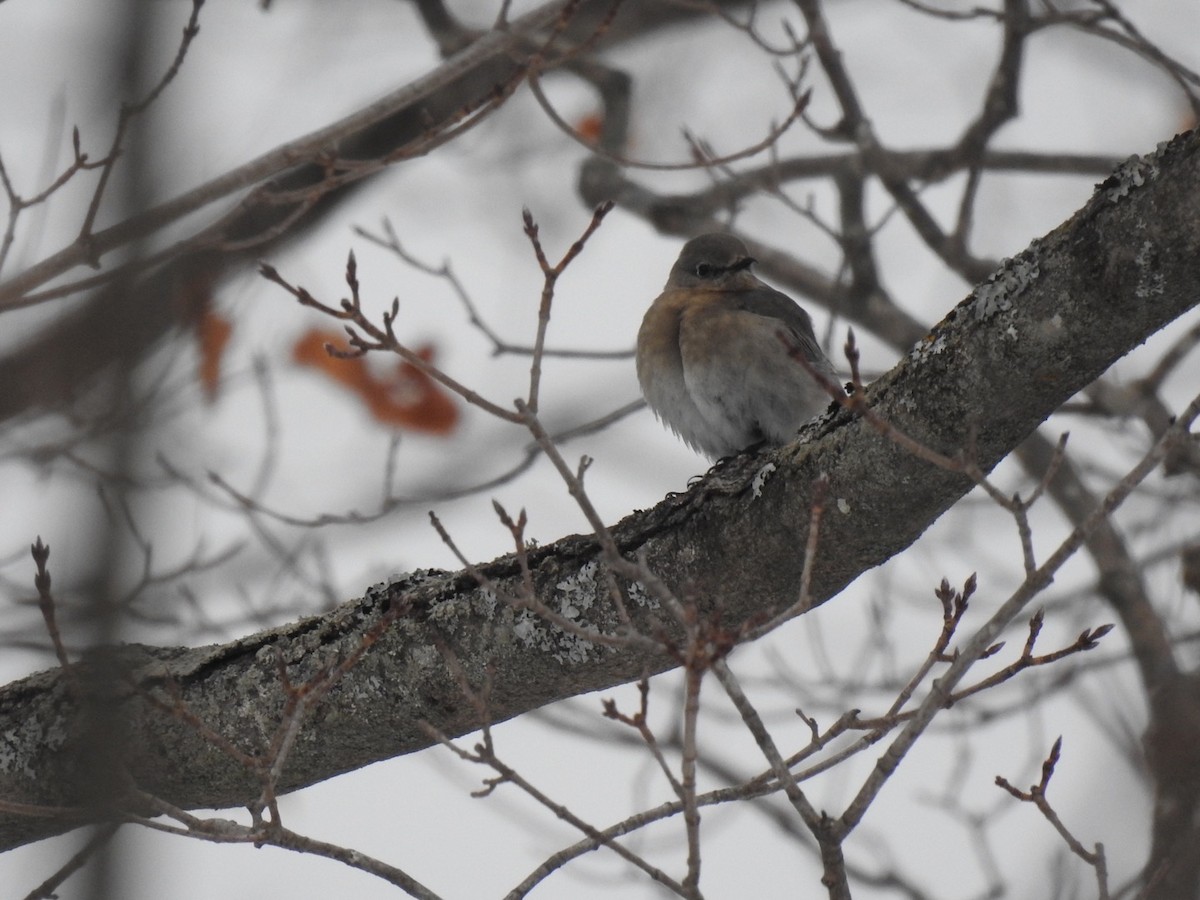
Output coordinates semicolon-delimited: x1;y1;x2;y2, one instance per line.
520;201;614;413
996;737;1110;899
30;537;73;674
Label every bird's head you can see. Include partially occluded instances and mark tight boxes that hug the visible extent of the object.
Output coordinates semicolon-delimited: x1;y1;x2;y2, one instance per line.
667;233;760;290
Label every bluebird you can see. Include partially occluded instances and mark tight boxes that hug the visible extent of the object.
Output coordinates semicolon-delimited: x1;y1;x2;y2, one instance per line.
637;233;839;459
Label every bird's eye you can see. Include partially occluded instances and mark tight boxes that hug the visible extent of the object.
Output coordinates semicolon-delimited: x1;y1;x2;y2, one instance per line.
695;263;716;278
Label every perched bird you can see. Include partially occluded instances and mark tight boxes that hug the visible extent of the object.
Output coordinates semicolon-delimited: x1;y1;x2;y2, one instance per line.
637;233;839;459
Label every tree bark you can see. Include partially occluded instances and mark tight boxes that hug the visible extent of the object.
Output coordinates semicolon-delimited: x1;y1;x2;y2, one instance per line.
0;128;1197;853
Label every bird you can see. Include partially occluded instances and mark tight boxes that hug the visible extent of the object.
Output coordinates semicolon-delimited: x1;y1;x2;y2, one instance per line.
636;233;840;460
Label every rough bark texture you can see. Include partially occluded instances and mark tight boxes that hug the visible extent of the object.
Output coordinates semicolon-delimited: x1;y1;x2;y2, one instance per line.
0;129;1197;852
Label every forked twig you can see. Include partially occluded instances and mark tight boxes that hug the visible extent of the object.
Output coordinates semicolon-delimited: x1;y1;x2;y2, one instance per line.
996;737;1110;899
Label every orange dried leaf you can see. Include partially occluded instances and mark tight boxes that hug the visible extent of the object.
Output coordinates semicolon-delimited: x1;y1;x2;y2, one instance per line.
377;345;459;434
293;329;352;373
197;311;233;402
291;329;459;435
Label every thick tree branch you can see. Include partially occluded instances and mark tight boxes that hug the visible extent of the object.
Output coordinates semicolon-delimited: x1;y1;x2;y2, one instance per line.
0;129;1197;852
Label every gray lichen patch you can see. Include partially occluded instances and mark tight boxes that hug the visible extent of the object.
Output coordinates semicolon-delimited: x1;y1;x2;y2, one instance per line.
0;707;69;779
973;255;1040;322
554;560;601;615
465;559;610;665
426;590;496;633
1102;153;1160;203
751;462;777;498
626;579;657;611
1134;241;1165;299
511;608;599;665
908;332;948;364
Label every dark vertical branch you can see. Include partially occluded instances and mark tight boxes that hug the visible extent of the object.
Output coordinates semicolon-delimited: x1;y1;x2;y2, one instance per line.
77;4;161;897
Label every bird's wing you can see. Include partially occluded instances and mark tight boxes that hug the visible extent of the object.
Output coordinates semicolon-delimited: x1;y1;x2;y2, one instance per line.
736;287;838;382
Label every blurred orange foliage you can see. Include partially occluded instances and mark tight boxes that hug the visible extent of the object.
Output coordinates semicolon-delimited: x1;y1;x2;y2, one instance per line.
292;329;459;435
196;310;233;403
576;113;604;145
